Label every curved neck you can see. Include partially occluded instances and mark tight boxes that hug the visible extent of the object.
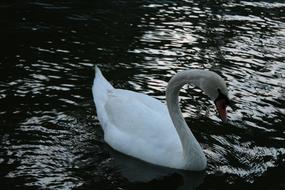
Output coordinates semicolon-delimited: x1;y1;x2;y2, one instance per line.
166;70;205;168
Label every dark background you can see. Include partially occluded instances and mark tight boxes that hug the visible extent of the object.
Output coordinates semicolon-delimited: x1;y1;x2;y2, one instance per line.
1;0;285;189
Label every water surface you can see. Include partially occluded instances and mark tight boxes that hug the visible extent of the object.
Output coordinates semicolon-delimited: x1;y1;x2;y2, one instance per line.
1;0;285;189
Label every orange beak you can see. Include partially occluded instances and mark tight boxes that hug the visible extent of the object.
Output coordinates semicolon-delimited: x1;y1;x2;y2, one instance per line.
215;98;228;122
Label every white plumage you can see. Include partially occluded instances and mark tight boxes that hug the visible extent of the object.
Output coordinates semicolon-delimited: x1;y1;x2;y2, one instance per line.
92;66;229;170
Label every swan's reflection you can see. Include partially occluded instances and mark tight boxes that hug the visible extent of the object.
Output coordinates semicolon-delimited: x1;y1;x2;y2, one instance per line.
109;149;206;190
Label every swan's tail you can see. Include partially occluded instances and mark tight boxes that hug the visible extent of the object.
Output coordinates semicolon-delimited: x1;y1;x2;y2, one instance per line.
92;65;114;129
93;65;114;102
93;65;114;92
94;66;113;89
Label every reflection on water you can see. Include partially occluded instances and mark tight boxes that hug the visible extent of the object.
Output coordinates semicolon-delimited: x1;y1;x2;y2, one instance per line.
109;149;205;190
1;0;285;189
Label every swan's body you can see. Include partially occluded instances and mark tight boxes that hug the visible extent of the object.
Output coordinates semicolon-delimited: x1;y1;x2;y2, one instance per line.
92;66;229;171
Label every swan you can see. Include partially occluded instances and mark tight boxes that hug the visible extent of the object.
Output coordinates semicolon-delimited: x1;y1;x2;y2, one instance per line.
92;66;230;171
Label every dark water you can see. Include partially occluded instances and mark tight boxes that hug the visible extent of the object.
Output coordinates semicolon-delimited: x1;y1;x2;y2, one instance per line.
1;0;285;189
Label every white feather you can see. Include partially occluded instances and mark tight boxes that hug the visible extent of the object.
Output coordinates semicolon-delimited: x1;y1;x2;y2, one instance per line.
92;66;228;170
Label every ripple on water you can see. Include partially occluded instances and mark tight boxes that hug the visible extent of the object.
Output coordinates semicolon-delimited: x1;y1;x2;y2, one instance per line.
2;0;285;189
1;111;105;189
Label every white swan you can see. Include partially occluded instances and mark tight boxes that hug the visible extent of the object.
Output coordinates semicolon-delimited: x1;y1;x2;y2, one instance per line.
92;66;230;171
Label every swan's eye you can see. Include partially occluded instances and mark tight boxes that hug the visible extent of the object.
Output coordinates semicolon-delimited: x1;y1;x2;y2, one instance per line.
215;89;230;107
215;89;225;100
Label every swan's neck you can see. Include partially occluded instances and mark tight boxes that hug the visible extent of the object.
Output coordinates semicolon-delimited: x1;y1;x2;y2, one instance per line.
166;70;206;170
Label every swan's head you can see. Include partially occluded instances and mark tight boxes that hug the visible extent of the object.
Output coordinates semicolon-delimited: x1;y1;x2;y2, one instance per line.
196;71;230;122
167;69;232;122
